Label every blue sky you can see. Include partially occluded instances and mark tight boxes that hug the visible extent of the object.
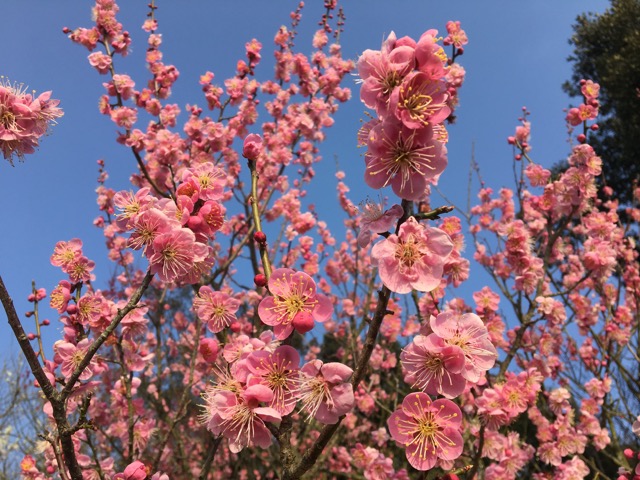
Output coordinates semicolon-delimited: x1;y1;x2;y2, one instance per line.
0;1;609;358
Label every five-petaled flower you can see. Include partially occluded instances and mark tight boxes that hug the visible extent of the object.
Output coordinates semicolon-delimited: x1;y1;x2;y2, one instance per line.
258;268;332;340
388;392;463;471
371;216;453;294
294;360;355;424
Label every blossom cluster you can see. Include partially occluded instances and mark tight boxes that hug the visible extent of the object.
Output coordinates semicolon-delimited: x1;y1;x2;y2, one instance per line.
358;21;466;201
9;2;640;479
200;342;355;452
0;77;63;164
112;164;226;284
402;312;497;399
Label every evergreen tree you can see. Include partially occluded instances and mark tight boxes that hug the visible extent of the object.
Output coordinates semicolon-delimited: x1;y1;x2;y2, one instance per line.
564;0;640;206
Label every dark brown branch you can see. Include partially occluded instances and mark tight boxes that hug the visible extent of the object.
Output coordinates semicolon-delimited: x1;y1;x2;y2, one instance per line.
198;434;223;480
283;286;392;479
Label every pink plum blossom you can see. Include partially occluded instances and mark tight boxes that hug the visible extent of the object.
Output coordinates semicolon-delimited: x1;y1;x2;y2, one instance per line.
50;239;83;269
258;268;333;339
365;119;447;201
49;280;72;313
390;73;450;129
443;21;469;49
193;286;240;333
202;384;281;453
357;35;414;117
54;338;102;381
357;200;404;248
401;334;466;398
388;393;463;471
128;208;179;254
147;228;209;283
0;79;63;163
246;345;300;415
295;360;354;424
371;216;453;294
430;312;497;383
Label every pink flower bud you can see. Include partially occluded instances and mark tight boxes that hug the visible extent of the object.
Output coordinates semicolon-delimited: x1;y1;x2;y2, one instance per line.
122;460;147;480
199;337;219;363
515;154;522;161
242;133;263;160
230;321;242;333
590;123;599;131
42;319;50;326
292;311;315;334
577;134;587;143
624;448;634;459
27;333;36;341
507;136;516;145
254;231;267;244
28;294;36;302
254;274;267;287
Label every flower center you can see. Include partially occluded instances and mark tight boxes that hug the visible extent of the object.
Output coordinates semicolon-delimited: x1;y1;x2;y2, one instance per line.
402;89;434;124
382;71;401;96
267;371;287;388
71;350;85;368
417;415;439;439
395;236;421;267
1;108;17;130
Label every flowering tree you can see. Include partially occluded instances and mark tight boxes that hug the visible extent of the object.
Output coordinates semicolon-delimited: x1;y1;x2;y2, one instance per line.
1;2;640;480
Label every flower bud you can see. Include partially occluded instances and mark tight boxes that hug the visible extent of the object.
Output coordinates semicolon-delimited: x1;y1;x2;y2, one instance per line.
254;231;267;244
27;333;36;341
243;133;263;160
254;274;267;287
292;311;314;334
121;461;147;480
577;133;587;144
199;337;219;363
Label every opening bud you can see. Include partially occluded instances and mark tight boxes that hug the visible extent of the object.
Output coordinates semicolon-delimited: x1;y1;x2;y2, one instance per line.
243;133;263;160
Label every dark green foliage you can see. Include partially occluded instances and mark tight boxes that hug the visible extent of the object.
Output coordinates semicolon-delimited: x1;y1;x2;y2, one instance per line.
564;0;640;206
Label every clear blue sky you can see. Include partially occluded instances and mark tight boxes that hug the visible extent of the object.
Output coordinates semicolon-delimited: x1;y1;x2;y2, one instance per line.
0;1;609;358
